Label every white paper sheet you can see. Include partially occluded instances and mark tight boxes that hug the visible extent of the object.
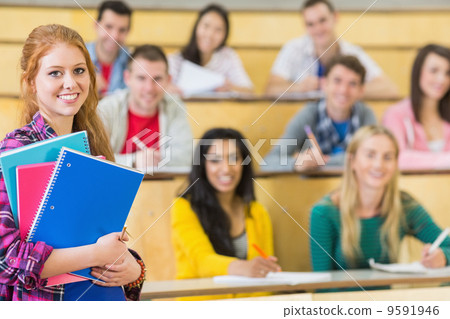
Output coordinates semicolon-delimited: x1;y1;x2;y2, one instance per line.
369;258;450;274
176;60;225;96
213;271;331;286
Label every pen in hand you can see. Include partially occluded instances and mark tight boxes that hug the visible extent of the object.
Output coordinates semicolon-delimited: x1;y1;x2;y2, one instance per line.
304;125;324;158
428;227;450;255
119;225;128;242
252;243;269;259
252;243;282;273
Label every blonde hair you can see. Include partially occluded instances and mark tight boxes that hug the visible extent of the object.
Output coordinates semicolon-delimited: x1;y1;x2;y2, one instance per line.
339;125;404;265
20;24;114;161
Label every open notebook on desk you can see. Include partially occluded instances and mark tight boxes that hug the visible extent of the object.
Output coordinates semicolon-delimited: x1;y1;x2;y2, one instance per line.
213;271;331;286
369;259;450;274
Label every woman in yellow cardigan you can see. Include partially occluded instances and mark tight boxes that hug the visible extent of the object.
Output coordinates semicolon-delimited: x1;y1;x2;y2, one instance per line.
171;128;281;299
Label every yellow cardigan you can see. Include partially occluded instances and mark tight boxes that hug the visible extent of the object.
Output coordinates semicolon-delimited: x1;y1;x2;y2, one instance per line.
171;197;274;300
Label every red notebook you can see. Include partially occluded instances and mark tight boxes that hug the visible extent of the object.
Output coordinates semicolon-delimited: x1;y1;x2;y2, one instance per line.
17;162;86;286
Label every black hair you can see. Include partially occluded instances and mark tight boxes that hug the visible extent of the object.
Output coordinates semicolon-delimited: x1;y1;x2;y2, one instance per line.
324;55;366;84
128;44;168;71
181;128;255;257
181;4;229;65
410;44;450;123
302;0;335;12
97;1;132;26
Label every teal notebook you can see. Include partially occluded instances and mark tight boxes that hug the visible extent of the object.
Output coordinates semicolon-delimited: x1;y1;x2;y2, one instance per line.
0;131;90;226
28;147;144;281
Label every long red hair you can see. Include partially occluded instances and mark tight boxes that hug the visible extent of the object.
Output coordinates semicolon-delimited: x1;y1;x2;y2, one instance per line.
20;24;114;161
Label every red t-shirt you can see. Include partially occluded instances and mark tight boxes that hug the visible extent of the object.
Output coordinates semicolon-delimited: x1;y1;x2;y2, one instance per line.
120;109;160;154
99;62;112;95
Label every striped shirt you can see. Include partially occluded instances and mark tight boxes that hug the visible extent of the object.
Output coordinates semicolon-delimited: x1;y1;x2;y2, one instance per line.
0;112;142;300
310;192;450;271
168;47;253;89
232;231;248;260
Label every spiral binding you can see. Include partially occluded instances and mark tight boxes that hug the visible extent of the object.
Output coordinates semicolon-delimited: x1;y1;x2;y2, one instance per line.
83;134;91;154
27;149;67;242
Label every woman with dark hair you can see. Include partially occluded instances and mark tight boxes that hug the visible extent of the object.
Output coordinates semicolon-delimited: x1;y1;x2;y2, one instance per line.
168;4;253;94
171;128;280;299
383;44;450;169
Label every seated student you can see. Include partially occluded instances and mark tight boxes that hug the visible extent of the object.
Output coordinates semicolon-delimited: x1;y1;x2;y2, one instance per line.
0;24;144;301
265;0;398;99
86;0;132;96
383;44;450;170
310;125;450;273
263;55;376;171
168;4;253;95
171;128;281;299
98;44;193;171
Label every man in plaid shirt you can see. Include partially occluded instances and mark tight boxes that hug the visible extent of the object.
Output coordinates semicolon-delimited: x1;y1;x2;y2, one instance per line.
263;55;377;172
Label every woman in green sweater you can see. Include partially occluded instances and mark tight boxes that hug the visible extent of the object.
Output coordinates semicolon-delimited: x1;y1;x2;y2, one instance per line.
310;125;450;271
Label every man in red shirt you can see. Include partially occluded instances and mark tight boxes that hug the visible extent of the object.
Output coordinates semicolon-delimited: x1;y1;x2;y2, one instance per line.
87;1;132;96
98;45;193;172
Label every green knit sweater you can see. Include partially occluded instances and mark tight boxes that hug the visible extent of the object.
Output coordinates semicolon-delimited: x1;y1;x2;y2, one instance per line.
310;192;450;271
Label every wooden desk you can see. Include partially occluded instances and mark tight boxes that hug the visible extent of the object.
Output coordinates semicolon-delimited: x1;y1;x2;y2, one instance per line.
233;286;450;301
314;286;450;301
141;269;450;300
125;171;450;282
0;96;395;158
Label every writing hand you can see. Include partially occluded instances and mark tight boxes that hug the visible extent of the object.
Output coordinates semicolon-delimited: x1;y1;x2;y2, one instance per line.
421;244;446;268
294;153;329;172
228;256;281;278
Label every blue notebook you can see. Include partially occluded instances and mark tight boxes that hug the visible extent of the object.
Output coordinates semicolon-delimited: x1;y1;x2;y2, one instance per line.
27;147;144;280
0;131;90;227
64;282;126;301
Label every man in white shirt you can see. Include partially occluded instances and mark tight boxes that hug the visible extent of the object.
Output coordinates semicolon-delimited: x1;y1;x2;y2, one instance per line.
265;0;399;99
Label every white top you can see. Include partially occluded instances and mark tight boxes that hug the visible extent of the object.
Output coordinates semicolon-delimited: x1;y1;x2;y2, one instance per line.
428;139;446;152
168;46;253;89
271;35;382;82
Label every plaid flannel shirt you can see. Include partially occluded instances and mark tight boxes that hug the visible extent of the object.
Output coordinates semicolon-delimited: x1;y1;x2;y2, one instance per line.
315;99;361;155
0;112;142;301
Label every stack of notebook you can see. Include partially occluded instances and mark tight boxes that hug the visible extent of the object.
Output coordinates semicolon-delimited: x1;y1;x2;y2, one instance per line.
0;132;145;285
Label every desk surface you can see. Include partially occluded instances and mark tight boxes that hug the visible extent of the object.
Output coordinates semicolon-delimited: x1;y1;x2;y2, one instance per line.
141;269;450;299
143;167;450;181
